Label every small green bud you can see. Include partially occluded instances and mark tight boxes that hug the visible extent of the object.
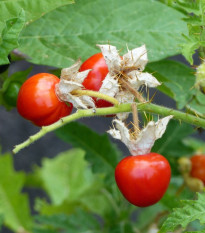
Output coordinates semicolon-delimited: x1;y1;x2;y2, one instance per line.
185;176;204;192
195;62;205;93
178;157;191;175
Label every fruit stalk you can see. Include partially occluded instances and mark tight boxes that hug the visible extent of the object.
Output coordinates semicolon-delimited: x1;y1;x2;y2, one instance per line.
71;89;119;106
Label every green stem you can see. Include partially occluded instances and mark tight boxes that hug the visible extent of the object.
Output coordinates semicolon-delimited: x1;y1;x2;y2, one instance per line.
71;89;119;106
13;102;205;154
101;188;120;215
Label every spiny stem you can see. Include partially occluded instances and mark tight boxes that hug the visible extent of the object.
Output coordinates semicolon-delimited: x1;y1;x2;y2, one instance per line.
71;89;119;106
13;102;205;154
119;79;145;102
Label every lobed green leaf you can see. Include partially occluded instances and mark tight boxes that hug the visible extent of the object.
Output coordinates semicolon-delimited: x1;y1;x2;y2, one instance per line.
18;0;187;67
159;192;205;232
187;90;205;118
35;148;111;216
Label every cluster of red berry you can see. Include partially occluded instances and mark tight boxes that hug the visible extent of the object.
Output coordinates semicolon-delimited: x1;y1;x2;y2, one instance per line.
17;53;109;126
16;53;171;207
17;52;203;208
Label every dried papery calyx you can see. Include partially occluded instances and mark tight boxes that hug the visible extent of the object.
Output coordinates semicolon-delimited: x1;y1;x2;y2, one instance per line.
56;60;95;109
108;116;173;156
97;44;161;120
195;61;205;93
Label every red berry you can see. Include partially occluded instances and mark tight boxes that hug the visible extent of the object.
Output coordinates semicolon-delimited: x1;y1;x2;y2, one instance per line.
17;73;73;126
191;155;205;184
115;153;171;207
80;53;112;108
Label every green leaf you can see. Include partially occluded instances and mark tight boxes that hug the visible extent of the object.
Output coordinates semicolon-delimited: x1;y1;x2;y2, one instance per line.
187;219;205;232
181;37;199;65
152;120;194;157
175;0;200;15
147;60;196;109
0;10;25;65
152;120;194;175
183;137;205;154
0;0;74;31
160;0;205;64
36;149;111;216
171;0;205;64
33;209;101;233
159;0;201;15
55;122;120;183
19;0;187;67
181;23;204;64
187;91;205;118
0;0;74;64
135;179;193;231
0;152;32;231
159;192;205;233
39;149;100;204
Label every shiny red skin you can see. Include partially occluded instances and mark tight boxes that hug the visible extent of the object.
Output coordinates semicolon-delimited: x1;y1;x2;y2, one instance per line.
17;73;73;127
115;153;171;207
80;53;113;108
191;155;205;184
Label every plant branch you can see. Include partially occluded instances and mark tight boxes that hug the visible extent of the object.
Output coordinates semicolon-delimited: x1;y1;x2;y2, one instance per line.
119;78;145;102
71;89;119;105
13;102;205;154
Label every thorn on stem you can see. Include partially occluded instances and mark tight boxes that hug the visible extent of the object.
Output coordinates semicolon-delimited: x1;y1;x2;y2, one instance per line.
119;78;145;103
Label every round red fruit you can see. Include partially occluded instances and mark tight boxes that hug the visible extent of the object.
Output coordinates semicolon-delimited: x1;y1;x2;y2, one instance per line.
115;153;171;207
17;73;73;126
191;154;205;184
80;53;112;108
